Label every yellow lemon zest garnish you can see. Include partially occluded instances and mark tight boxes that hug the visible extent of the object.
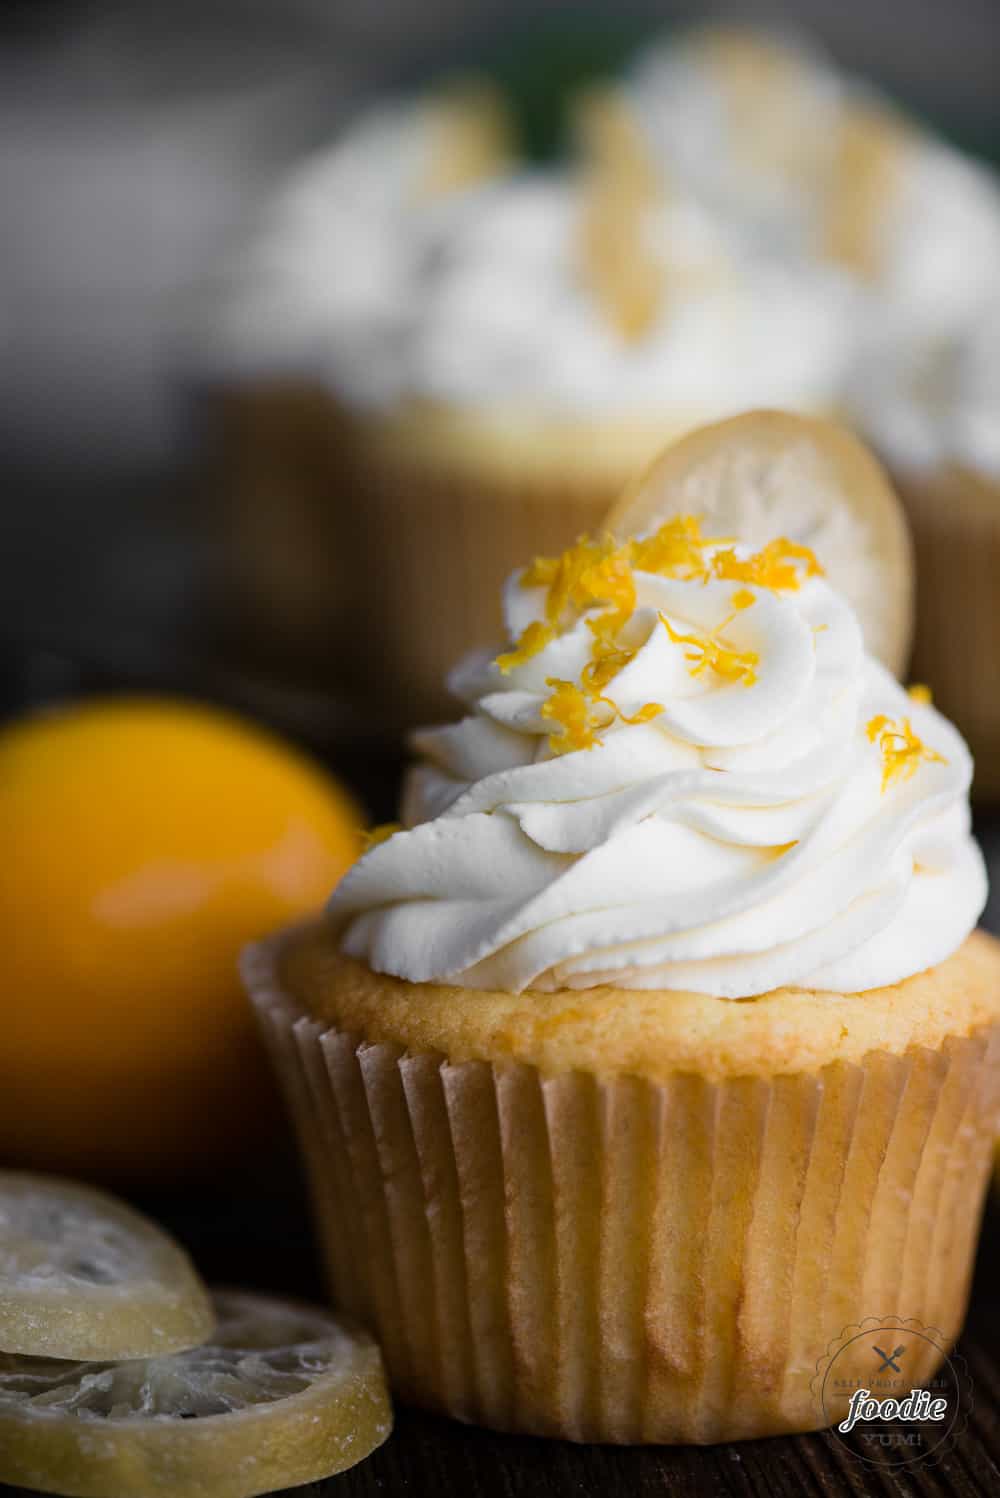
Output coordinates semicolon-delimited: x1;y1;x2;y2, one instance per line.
712;538;824;591
541;679;663;754
578;549;637;632
866;715;946;792
541;680;615;754
630;515;723;582
908;683;933;705
518;522;823;739
363;822;402;850
582;626;636;694
659;611;759;686
614;700;665;727
581;575;653;692
495;620;555;674
521;534;622;628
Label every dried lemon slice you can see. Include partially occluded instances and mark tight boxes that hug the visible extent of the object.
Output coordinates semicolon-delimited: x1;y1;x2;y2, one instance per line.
420;78;513;198
606;409;914;675
574;85;667;342
0;1289;392;1498
0;1172;214;1361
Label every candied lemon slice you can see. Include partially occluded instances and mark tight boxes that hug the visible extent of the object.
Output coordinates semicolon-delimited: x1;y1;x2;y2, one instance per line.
0;1289;392;1498
606;409;914;676
0;1172;214;1361
574;85;667;342
823;100;911;278
420;78;513;198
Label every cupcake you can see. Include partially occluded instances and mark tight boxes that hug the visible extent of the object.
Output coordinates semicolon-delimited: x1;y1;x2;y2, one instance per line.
243;417;1000;1444
851;304;1000;797
211;70;857;726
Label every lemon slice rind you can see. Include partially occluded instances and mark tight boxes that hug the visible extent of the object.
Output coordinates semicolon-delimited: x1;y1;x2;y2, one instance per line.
605;409;914;677
0;1288;393;1498
0;1171;214;1361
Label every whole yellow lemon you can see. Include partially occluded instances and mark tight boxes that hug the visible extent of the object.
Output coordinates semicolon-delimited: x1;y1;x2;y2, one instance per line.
0;697;361;1181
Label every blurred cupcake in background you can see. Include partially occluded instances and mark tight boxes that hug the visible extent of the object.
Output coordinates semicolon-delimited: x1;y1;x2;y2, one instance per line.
334;104;857;724
204;23;1000;734
211;75;856;727
204;79;514;681
851;306;1000;797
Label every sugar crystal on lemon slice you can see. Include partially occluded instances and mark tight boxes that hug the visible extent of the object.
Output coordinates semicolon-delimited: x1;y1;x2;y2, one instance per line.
0;1288;392;1498
605;409;914;676
0;1172;214;1362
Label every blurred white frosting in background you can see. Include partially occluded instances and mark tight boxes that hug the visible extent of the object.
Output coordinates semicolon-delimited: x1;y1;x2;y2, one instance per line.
207;64;861;423
402;173;859;416
205;19;1000;461
3;3;1000;478
625;27;847;255
851;302;1000;479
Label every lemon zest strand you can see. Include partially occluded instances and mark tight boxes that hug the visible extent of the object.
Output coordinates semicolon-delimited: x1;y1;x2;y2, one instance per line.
521;534;620;627
541;679;663;755
496;620;555;674
541;680;614;754
908;683;933;705
712;538;823;591
630;515;725;582
866;715;946;791
659;611;759;686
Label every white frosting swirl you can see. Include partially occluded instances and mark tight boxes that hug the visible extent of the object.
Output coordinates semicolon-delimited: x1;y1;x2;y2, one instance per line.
331;545;985;997
851;300;1000;480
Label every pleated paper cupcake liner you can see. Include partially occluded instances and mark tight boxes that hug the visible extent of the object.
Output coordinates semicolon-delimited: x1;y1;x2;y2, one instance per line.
892;462;1000;800
335;445;626;730
244;938;1000;1444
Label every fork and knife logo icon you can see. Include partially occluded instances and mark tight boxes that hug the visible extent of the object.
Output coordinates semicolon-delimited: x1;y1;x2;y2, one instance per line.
873;1343;905;1374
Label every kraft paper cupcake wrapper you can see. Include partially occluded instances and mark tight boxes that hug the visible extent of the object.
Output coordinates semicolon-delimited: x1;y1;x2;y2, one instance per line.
245;939;1000;1444
892;462;1000;800
337;447;621;730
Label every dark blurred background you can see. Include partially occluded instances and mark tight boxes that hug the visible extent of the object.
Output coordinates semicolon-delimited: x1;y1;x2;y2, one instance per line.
3;0;999;771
